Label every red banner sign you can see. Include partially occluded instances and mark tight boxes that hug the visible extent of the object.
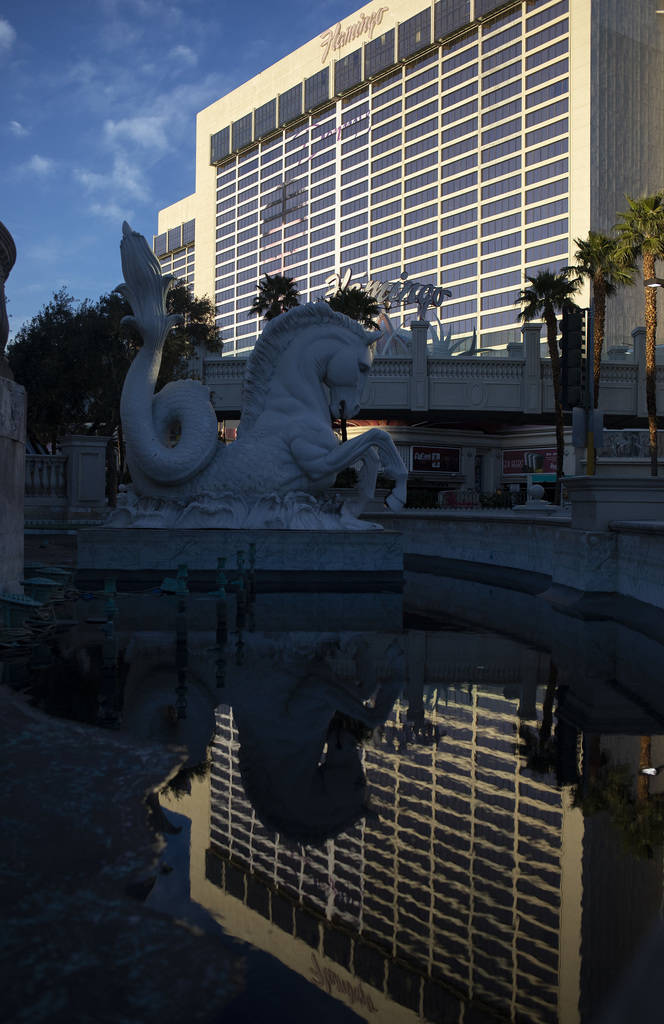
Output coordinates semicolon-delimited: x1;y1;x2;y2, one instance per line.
502;448;557;475
412;446;460;473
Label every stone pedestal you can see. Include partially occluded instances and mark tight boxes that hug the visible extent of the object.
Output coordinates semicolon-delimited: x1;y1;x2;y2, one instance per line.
0;377;26;593
59;434;110;510
76;527;404;594
564;476;664;531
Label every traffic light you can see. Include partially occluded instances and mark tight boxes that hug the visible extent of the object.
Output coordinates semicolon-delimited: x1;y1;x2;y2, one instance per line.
561;306;586;409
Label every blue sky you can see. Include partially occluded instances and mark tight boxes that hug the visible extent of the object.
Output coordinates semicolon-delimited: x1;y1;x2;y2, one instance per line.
1;0;362;338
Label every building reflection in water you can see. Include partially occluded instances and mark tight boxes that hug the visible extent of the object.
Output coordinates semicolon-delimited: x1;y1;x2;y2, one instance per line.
158;618;664;1024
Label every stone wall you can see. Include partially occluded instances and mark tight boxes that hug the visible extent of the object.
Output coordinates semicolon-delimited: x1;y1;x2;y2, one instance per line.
0;377;26;593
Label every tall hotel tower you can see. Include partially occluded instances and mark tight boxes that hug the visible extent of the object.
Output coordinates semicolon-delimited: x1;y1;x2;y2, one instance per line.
155;0;663;356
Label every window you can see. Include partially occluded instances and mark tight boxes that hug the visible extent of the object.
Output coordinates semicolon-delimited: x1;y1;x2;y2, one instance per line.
482;117;521;145
526;38;568;71
526;118;568;148
434;0;470;40
405;66;438;92
365;29;395;77
398;9;431;60
483;213;521;235
210;127;230;163
406;83;438;108
442;98;477;125
405;256;437;275
481;269;521;291
482;136;520;163
342;212;369;232
525;238;568;261
405;152;438;176
441;171;477;195
526;78;568;109
443;154;478;178
482;41;521;73
525;217;567;242
405;118;438;142
372;200;402;219
342;163;368;185
482;98;521;127
526;59;568;91
482;250;521;273
526;19;569;53
254;99;276;140
441;188;477;212
442;116;478;143
373;83;402;107
311;208;336;227
482;61;521;92
341;179;369;201
482;309;519;328
442;43;477;74
406;186;437;208
442;244;477;266
372;216;400;236
482;80;522;109
446;279;476;299
442;225;477;248
341;243;368;262
406;135;438;159
482;193;521;218
481;173;520;199
405;170;437;191
372;118;402;141
405;220;437;242
525;156;568;184
374;183;402;204
232;114;252;151
441;207;477;230
373;101;401;124
482;23;521;55
526;197;568;222
525;97;568;128
373;134;402;156
442;63;478;93
371;250;400;269
527;0;568;33
444;81;479;109
279;83;302;126
442;135;478;160
405;102;438;127
444;260;477;281
335;50;362;94
406;204;437;226
481;231;520;255
482;155;521;181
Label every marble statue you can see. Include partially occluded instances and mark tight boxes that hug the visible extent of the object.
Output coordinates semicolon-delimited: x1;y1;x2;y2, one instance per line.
111;223;407;529
0;220;17;379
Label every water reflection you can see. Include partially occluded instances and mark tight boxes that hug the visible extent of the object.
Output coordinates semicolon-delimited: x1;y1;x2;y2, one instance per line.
3;586;664;1023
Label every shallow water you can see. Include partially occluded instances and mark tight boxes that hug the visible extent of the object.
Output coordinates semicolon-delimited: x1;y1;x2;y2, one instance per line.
4;582;664;1023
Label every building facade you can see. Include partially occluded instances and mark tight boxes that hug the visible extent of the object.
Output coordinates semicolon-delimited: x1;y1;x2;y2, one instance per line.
155;0;663;357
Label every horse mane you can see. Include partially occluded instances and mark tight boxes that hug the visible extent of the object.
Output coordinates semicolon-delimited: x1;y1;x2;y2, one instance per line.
239;302;373;433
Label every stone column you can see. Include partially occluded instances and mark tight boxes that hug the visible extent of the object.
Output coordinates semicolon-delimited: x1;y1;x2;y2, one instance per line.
0;220;25;594
409;319;429;411
632;326;646;418
521;322;542;414
59;435;111;512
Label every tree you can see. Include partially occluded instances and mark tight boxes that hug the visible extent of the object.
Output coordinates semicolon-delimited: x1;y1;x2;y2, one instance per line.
516;269;581;499
8;282;220;493
615;193;664;476
325;286;380;329
249;273;299;321
572;231;634;408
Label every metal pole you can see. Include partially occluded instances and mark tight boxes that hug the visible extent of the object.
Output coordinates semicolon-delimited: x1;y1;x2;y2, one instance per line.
585;305;596;476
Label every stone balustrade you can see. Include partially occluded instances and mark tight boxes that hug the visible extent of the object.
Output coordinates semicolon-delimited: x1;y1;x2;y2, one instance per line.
25;455;68;505
202;323;662;419
24;435;109;523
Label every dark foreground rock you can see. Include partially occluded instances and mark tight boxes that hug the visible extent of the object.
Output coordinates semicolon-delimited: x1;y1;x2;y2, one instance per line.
0;686;243;1023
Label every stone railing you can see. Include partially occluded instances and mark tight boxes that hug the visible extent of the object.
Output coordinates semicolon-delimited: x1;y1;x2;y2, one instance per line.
25;455;67;505
202;324;659;421
24;435;110;522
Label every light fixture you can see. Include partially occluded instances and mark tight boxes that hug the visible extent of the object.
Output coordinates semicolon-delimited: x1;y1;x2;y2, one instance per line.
644;278;664;288
639;765;662;776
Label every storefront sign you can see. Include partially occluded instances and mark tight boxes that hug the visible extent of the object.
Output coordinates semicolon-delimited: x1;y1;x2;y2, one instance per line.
413;446;461;473
325;269;451;312
320;7;389;63
502;448;557;475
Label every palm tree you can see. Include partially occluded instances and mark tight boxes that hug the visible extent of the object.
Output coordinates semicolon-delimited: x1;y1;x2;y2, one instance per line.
572;231;634;408
516;269;581;499
325;286;380;329
249;273;300;322
615;194;664;476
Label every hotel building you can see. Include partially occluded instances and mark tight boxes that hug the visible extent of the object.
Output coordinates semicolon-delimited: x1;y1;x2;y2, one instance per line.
155;0;663;356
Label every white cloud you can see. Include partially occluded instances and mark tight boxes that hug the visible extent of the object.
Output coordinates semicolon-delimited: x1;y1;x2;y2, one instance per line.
89;200;134;223
75;152;150;203
104;114;169;153
24;155;55;176
0;17;16;51
168;44;197;66
9;120;28;137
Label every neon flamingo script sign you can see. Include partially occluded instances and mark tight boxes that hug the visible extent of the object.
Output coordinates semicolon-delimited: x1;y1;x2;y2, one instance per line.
320;6;390;63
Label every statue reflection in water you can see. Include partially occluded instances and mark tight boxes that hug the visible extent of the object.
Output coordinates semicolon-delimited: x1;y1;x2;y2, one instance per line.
226;634;403;843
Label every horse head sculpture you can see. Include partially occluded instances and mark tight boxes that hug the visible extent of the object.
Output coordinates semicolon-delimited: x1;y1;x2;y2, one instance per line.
115;224;408;528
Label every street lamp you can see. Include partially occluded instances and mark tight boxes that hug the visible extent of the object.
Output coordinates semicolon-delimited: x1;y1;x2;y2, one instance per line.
644;277;664;288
